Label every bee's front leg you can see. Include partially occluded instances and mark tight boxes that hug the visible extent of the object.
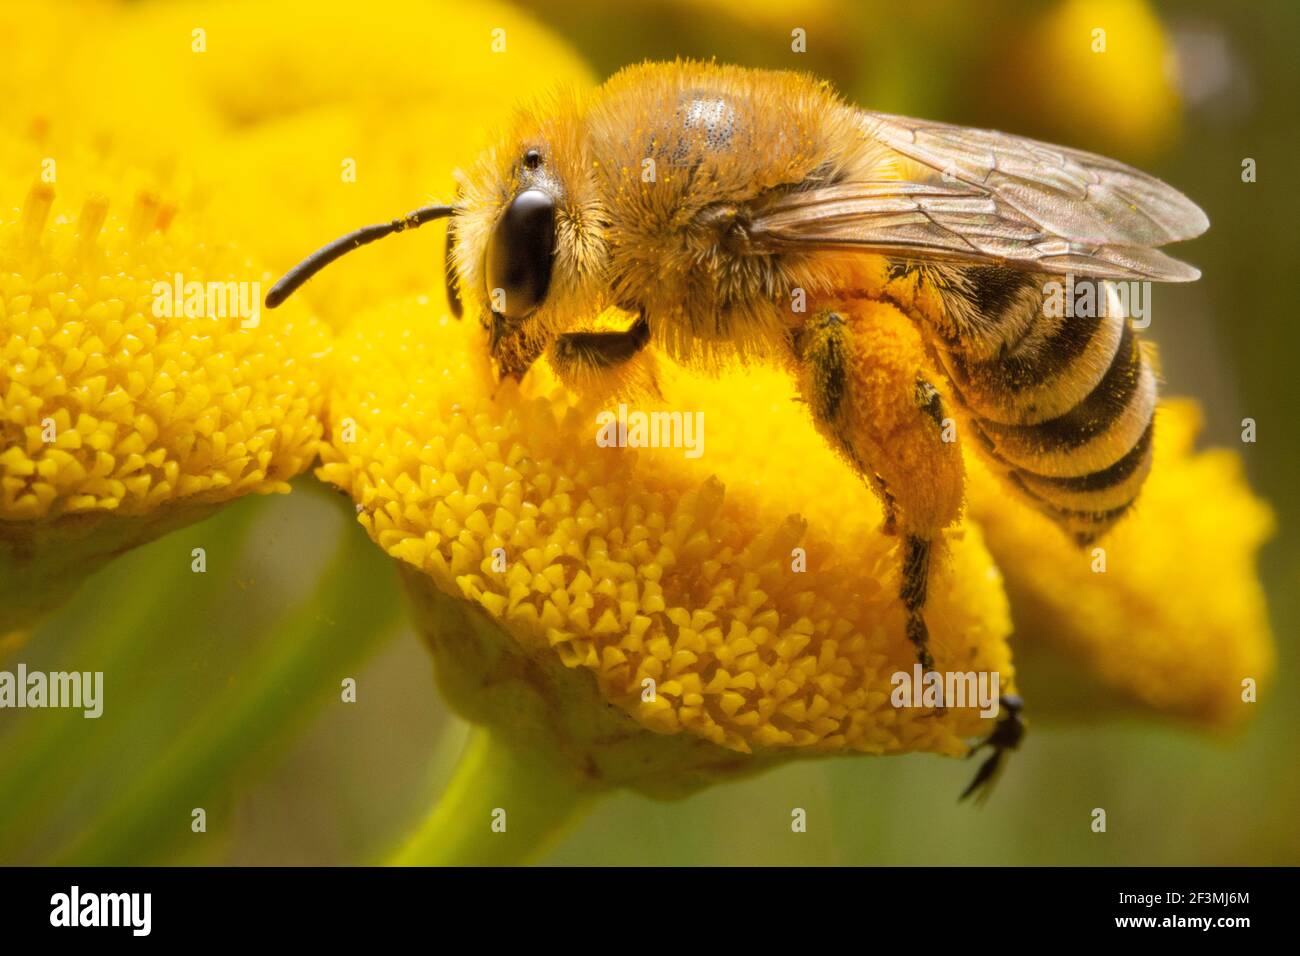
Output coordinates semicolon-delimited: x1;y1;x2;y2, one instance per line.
548;313;660;400
791;301;965;674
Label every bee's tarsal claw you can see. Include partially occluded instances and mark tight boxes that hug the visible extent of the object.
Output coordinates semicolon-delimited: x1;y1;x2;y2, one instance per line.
959;693;1026;803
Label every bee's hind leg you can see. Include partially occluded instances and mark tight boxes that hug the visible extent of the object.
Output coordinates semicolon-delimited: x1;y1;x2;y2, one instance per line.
867;473;898;535
960;694;1027;803
899;533;934;671
791;301;965;675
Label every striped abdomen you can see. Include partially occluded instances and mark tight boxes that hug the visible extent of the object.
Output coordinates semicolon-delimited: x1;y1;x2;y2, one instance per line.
924;267;1156;545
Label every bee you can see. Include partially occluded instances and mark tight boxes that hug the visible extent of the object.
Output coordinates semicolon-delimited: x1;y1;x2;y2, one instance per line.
266;61;1207;798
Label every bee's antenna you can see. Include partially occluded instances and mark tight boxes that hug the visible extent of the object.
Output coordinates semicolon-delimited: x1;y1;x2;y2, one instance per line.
265;204;456;308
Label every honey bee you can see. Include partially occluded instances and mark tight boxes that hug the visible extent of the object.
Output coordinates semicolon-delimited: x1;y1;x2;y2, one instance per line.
266;61;1207;798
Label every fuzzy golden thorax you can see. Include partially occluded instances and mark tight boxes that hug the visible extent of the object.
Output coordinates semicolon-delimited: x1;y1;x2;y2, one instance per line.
450;61;895;378
587;61;877;366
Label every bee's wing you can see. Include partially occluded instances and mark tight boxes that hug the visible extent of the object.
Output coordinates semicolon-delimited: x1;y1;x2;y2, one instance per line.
865;111;1209;246
746;111;1209;282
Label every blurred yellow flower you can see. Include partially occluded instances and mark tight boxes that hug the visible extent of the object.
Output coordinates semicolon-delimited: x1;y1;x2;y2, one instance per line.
989;0;1182;159
968;399;1274;728
70;0;593;328
3;0;594;329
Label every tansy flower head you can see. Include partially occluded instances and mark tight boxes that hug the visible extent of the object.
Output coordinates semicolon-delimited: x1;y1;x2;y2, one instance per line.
0;159;330;632
320;296;1014;797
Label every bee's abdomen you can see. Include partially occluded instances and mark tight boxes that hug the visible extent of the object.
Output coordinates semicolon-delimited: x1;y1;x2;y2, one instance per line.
930;272;1157;544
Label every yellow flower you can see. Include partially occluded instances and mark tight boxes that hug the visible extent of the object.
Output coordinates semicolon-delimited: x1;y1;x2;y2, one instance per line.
967;400;1274;728
321;297;1015;796
0;156;329;632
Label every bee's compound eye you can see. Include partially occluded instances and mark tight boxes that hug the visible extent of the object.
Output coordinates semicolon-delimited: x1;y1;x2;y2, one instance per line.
485;188;555;320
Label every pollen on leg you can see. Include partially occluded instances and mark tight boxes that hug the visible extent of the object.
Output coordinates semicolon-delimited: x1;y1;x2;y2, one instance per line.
798;310;850;425
914;377;946;429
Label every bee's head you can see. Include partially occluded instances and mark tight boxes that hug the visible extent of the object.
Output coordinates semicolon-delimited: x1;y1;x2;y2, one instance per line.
451;102;610;381
457;146;565;380
265;95;608;382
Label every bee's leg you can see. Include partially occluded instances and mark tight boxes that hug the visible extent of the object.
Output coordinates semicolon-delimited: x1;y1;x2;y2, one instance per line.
554;314;650;369
899;534;933;672
792;301;965;673
960;694;1026;803
868;473;898;535
548;314;659;399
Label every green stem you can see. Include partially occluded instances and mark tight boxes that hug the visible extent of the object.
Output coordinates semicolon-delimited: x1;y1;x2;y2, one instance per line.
389;729;596;866
51;512;402;865
0;500;225;636
0;497;265;861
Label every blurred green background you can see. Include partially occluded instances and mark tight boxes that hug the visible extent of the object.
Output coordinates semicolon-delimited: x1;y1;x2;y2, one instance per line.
2;0;1296;865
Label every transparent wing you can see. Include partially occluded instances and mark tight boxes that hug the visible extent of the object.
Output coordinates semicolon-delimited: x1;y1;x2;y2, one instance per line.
865;111;1209;246
746;111;1209;282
